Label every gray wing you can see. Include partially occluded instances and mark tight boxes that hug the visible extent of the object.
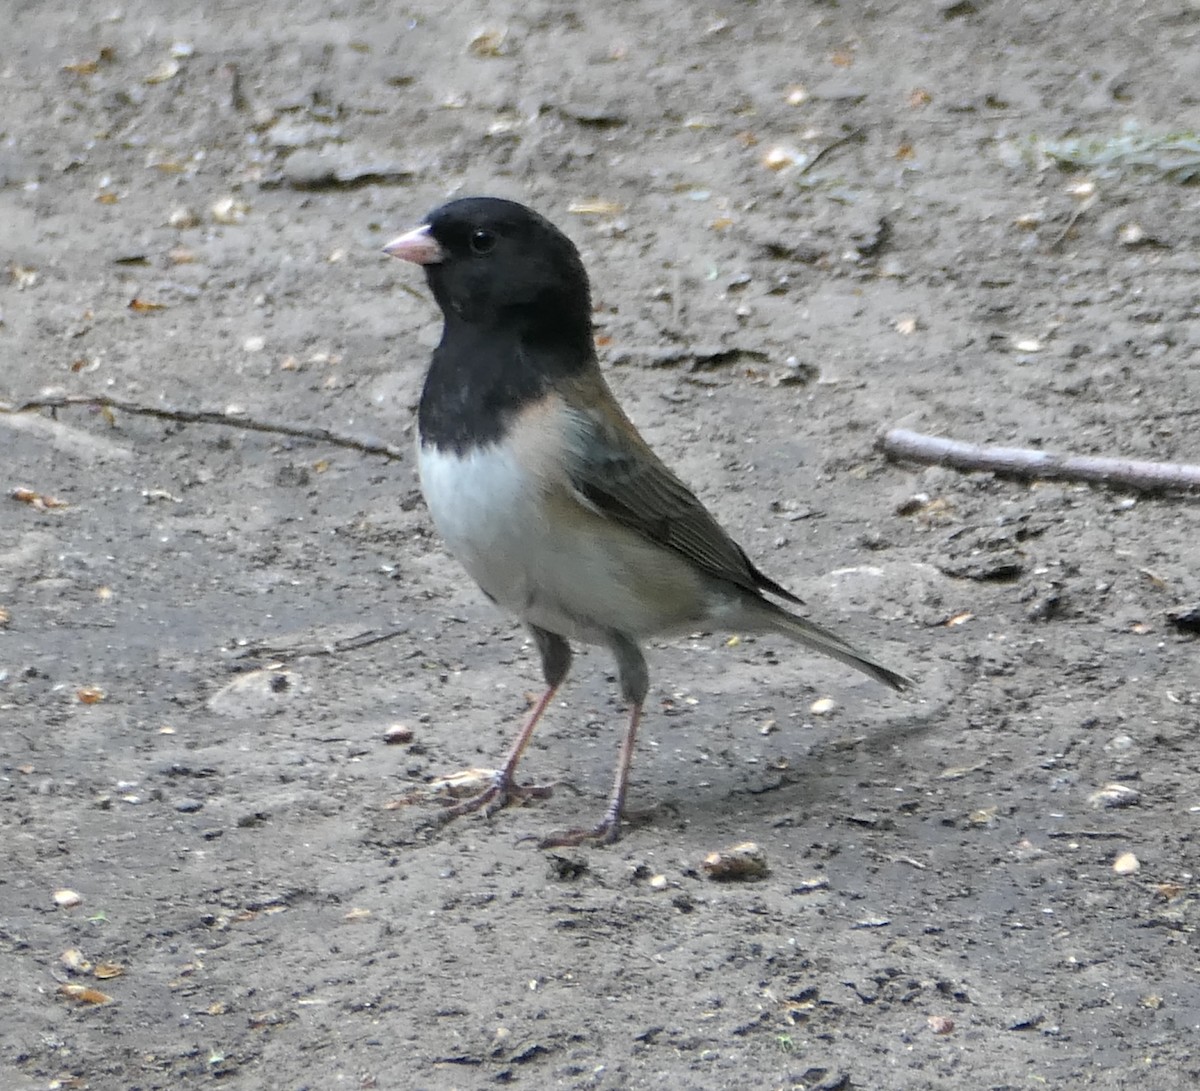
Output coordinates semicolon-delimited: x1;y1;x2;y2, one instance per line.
563;403;801;604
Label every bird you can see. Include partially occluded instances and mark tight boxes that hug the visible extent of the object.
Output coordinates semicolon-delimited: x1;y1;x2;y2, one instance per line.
384;196;909;846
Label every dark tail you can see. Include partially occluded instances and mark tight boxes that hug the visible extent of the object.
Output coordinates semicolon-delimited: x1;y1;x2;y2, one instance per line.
761;604;911;691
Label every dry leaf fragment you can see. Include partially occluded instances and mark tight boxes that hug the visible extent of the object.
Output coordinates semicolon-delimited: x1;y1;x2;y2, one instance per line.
94;961;125;979
59;984;113;1005
9;265;39;289
944;610;974;627
427;767;498;799
128;298;167;313
0;607;10;627
785;84;808;106
63;47;116;74
568;198;625;216
144;59;181;84
77;686;106;704
968;806;998;826
343;907;372;921
927;1015;955;1034
61;948;93;973
909;88;933;108
467;28;509;56
12;487;69;510
702;841;770;882
939;761;985;780
895;316;918;335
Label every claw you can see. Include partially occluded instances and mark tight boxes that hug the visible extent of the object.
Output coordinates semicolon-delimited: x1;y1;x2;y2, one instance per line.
538;814;622;848
435;772;554;823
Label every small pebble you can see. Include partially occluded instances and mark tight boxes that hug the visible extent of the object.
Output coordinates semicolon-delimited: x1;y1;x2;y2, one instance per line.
1088;783;1140;809
1113;851;1140;875
168;207;201;229
174;798;204;813
384;724;414;745
702;841;769;882
212;196;249;224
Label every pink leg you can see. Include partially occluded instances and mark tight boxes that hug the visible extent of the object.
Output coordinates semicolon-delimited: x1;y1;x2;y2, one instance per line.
437;684;559;821
540;702;642;847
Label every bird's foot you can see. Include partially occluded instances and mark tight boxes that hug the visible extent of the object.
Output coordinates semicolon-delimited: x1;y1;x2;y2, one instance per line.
433;767;554;823
538;812;622;848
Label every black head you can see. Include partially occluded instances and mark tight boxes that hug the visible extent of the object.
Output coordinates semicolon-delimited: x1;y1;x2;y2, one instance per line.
386;197;593;354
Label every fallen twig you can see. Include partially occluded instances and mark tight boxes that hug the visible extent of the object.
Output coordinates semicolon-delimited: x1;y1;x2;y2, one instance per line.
879;427;1200;493
798;125;866;177
1;394;407;460
229;625;414;660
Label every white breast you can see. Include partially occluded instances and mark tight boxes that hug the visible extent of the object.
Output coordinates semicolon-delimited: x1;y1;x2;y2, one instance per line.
417;441;543;615
417;440;707;644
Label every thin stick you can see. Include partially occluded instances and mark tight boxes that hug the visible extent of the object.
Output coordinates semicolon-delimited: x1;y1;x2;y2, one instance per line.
879;427;1200;493
1;394;407;460
798;126;866;177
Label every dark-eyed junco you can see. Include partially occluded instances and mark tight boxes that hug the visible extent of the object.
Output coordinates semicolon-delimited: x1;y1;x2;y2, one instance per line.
385;197;909;846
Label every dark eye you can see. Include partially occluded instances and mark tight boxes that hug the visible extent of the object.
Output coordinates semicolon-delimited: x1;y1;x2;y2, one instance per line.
469;228;496;255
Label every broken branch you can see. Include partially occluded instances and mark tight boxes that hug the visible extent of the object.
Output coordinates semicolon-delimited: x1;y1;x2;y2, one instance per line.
1;394;407;460
879;427;1200;493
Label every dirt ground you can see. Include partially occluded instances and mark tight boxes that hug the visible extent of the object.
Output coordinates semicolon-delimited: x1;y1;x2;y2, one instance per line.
4;2;1200;1088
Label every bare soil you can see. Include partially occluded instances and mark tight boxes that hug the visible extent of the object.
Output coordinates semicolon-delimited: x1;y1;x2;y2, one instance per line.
4;2;1200;1089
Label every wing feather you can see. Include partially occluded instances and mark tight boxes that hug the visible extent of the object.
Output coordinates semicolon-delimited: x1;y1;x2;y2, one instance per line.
556;374;801;604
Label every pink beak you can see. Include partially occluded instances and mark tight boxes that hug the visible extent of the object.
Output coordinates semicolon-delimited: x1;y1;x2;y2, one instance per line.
383;224;444;265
